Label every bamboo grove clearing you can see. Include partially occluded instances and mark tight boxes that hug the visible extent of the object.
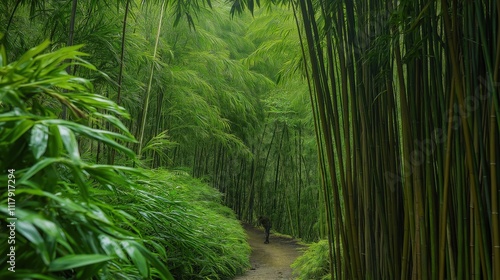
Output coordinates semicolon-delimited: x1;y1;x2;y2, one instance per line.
0;0;499;279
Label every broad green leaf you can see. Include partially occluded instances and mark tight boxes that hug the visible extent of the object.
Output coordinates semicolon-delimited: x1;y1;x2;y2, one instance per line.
17;209;66;246
0;44;5;67
144;239;167;259
48;254;114;272
73;95;128;115
85;164;143;178
87;205;111;224
17;188;89;215
35;44;87;71
0;272;55;279
16;208;73;260
70;165;89;201
46;124;62;157
0;119;34;144
17;157;63;185
121;240;149;278
0;108;30;122
14;40;51;67
0;108;33;122
112;209;141;234
30;124;49;159
58;125;80;161
99;235;127;260
20;77;73;88
133;241;174;280
82;164;133;189
42;119;136;158
71;58;97;71
93;112;134;138
63;77;92;90
16;221;50;265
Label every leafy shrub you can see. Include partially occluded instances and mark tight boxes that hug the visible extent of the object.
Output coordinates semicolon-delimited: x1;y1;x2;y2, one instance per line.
0;40;173;279
291;239;332;280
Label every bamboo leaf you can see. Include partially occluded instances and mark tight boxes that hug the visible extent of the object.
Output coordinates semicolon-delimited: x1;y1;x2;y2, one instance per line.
0;43;5;67
16;221;50;265
99;235;127;261
30;124;49;159
14;40;51;67
121;240;149;278
131;240;174;280
46;124;63;157
17;158;63;185
58;125;80;161
93;112;134;138
0;119;34;144
48;254;114;272
41;119;135;158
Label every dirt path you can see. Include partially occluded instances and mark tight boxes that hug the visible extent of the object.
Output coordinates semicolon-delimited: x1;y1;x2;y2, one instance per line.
234;224;306;280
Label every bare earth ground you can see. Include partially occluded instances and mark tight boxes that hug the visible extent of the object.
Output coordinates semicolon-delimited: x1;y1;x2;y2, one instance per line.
234;224;306;280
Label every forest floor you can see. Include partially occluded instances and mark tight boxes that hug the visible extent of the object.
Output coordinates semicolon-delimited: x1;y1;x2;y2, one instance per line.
234;224;306;280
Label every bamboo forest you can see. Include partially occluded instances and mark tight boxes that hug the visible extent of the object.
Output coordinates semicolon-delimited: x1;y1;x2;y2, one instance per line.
0;0;499;279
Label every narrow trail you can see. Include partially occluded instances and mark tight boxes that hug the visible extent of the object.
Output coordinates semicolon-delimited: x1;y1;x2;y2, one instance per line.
235;224;306;280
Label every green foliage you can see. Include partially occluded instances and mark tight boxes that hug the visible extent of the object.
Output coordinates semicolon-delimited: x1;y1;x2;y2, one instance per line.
1;0;322;252
119;169;251;279
291;240;331;280
0;40;173;279
0;37;250;280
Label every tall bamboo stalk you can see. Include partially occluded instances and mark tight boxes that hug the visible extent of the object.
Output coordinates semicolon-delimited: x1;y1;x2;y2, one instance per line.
137;0;166;157
285;0;500;278
110;0;131;165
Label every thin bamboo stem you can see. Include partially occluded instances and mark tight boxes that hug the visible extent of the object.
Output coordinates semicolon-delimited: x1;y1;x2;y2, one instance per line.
137;0;166;157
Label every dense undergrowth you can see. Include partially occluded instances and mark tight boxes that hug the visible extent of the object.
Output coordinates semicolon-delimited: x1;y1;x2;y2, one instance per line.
0;40;249;279
291;240;331;280
124;169;251;279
